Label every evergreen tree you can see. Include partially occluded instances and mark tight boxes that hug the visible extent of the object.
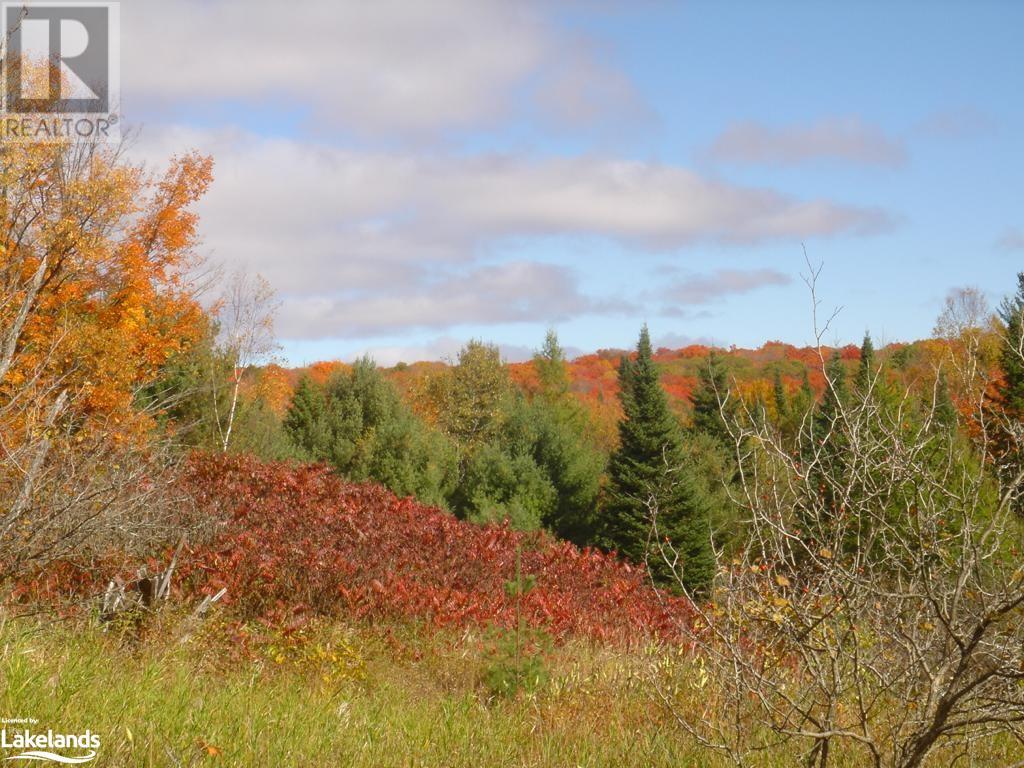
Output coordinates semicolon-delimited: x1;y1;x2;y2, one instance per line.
284;375;331;459
799;369;815;403
285;364;456;507
998;272;1024;417
810;352;850;519
527;330;604;541
230;397;305;460
820;350;849;426
600;326;714;595
534;328;571;399
786;369;816;448
138;317;231;450
452;392;557;531
772;368;789;425
934;370;957;432
993;273;1024;516
856;332;875;394
325;358;456;507
689;350;733;449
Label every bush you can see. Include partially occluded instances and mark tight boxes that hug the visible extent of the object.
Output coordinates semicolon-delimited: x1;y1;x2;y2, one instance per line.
176;453;693;642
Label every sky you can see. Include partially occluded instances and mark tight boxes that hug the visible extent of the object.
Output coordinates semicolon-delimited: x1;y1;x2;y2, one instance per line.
113;0;1023;365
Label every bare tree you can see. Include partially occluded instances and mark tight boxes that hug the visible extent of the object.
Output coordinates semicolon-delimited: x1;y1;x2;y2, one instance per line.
933;286;992;341
210;268;279;452
650;263;1024;767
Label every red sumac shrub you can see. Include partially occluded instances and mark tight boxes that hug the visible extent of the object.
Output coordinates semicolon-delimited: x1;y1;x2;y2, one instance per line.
178;454;693;642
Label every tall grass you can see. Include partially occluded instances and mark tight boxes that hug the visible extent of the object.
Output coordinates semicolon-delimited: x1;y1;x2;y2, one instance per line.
0;615;1018;766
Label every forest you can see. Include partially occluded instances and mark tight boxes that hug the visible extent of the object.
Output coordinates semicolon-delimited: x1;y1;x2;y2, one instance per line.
1;132;1023;767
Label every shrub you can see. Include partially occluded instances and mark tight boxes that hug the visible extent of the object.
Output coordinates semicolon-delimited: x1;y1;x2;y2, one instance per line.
176;453;693;642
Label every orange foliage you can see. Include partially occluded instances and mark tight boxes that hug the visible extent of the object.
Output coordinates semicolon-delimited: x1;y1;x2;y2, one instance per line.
251;364;293;417
1;143;212;438
507;360;541;395
306;360;348;385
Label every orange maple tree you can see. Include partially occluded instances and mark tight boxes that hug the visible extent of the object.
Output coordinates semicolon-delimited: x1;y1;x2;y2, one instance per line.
0;141;212;436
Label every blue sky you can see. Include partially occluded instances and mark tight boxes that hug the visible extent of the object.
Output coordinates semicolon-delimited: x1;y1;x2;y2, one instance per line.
122;0;1023;365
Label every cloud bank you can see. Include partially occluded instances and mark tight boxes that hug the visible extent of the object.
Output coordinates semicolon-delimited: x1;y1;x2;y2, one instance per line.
133;127;890;339
123;0;640;137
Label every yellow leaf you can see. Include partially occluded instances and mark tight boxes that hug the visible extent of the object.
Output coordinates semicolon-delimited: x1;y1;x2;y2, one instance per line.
775;575;791;588
819;548;833;559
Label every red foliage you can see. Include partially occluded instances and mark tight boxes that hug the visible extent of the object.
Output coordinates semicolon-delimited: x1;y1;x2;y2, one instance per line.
178;454;692;642
661;373;697;404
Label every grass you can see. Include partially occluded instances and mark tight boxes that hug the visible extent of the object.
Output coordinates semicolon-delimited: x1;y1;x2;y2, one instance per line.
0;612;705;767
0;612;1020;767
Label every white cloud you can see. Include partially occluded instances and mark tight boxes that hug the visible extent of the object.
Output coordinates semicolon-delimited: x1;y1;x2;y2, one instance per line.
705;117;907;168
420;156;893;244
122;0;640;137
275;261;629;338
660;269;791;305
652;331;716;350
131;126;891;340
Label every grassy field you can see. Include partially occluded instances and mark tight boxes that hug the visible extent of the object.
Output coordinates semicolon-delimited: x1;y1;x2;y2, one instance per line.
0;614;1019;767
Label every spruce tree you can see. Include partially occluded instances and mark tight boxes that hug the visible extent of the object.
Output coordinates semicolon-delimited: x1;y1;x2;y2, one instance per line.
998;272;1024;417
934;371;957;432
601;326;714;595
326;358;456;506
772;368;789;425
994;273;1024;516
821;350;849;425
799;369;815;403
812;351;850;518
534;328;571;399
856;332;875;394
787;369;816;447
689;350;733;449
284;375;331;459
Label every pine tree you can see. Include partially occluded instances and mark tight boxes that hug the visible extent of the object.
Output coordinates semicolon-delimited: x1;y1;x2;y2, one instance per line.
993;273;1024;516
799;369;815;402
773;368;789;425
811;351;850;518
325;358;457;506
689;350;733;449
284;375;331;459
534;328;571;399
601;326;714;595
998;272;1024;417
821;350;849;425
786;369;816;447
856;332;875;394
529;330;604;544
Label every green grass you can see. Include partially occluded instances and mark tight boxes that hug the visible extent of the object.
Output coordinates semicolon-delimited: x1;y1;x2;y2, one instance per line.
0;613;1019;767
0;613;705;767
